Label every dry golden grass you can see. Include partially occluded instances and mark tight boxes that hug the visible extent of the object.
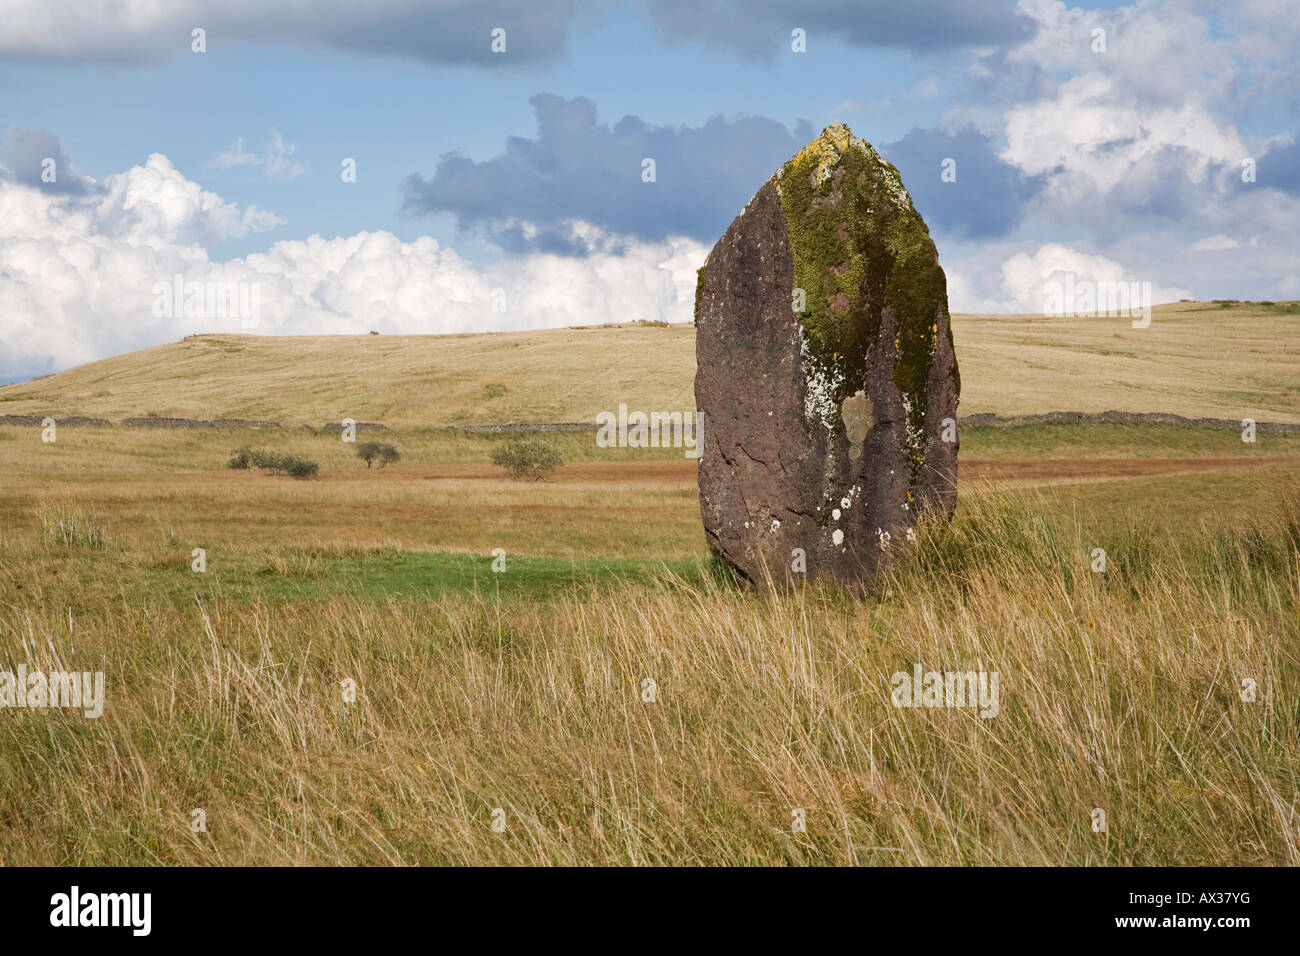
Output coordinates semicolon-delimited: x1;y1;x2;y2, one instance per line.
955;301;1300;422
1;424;1295;562
2;487;1296;865
0;427;702;559
2;301;1297;425
0;324;697;427
2;316;1298;865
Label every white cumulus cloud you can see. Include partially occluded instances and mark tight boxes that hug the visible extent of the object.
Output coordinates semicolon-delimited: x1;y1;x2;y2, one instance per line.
947;242;1192;314
1001;74;1246;200
0;149;706;381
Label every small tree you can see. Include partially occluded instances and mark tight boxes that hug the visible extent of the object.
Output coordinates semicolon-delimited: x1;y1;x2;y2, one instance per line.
357;441;400;468
491;437;564;480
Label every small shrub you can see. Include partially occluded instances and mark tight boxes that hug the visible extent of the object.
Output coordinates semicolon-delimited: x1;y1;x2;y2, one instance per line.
491;437;564;480
283;456;319;479
356;442;400;468
228;448;318;479
483;383;508;399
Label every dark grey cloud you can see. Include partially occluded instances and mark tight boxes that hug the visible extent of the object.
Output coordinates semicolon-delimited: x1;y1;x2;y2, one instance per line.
882;126;1043;240
1;127;92;195
886;131;1231;246
637;0;1033;59
1022;147;1257;246
0;1;593;67
274;0;589;67
1103;146;1224;225
403;93;813;251
4;0;1030;67
1255;135;1300;194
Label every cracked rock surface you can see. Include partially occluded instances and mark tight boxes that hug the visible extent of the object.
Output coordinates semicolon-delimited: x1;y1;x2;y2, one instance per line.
694;122;960;590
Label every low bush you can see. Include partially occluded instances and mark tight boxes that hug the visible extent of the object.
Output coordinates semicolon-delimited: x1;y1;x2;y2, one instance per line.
491;437;564;480
228;447;318;479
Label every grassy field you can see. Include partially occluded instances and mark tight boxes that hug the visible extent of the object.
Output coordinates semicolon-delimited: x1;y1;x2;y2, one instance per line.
2;300;1298;425
1;306;1299;865
0;415;1297;865
1;421;1297;566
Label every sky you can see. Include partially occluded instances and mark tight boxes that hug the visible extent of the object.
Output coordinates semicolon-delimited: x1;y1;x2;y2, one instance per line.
1;0;1298;383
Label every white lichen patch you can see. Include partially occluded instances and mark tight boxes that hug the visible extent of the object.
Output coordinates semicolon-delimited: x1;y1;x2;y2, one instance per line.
832;529;844;545
847;133;913;211
799;327;841;432
900;393;926;469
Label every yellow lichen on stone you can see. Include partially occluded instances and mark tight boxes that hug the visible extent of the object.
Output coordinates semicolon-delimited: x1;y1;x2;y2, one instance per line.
788;122;857;187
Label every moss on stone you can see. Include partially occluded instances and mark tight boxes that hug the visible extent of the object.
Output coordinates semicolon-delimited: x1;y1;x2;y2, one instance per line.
775;123;949;461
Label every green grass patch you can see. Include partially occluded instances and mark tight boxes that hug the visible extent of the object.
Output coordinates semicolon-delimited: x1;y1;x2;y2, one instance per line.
961;421;1300;459
10;546;719;613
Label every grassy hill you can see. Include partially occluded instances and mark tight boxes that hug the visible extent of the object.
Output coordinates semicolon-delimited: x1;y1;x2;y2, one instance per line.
2;300;1298;425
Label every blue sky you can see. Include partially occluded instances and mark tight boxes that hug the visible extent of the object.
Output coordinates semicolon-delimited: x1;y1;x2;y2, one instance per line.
1;0;1298;382
0;11;945;257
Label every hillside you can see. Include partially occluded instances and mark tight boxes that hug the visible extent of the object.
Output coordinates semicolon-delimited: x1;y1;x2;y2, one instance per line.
2;301;1297;425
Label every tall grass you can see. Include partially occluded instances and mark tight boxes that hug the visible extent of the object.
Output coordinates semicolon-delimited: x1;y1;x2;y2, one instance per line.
36;503;109;550
1;492;1296;865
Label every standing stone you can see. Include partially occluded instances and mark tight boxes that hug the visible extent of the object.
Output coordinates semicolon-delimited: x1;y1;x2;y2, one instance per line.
694;122;959;590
